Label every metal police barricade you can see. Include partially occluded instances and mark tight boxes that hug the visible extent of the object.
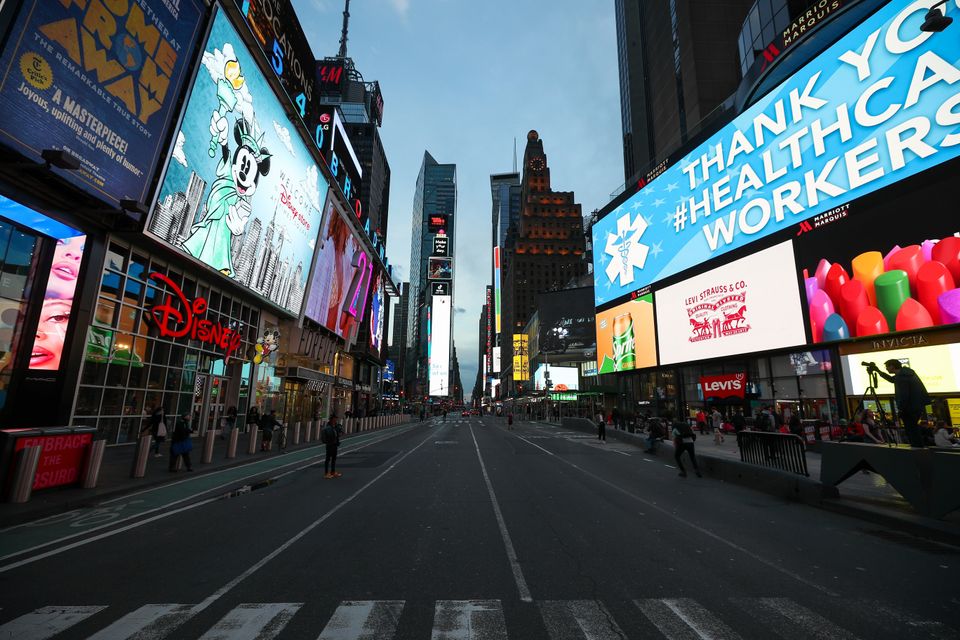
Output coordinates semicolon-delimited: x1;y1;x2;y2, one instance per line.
738;431;809;476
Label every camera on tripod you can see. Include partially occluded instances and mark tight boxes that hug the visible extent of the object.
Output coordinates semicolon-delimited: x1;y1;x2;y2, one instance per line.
862;361;878;371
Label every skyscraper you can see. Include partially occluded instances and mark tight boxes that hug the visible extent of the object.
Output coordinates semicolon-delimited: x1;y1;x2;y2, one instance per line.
501;131;585;394
615;0;754;183
407;151;456;398
388;281;410;389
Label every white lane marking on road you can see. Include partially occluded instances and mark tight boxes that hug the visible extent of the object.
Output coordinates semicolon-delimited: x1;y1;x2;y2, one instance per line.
198;603;301;640
513;434;834;597
86;603;193;640
317;600;404;640
0;426;424;571
539;600;628;640
469;426;533;603
0;605;106;639
857;600;958;640
190;429;439;620
735;597;863;640
635;598;742;639
431;600;507;640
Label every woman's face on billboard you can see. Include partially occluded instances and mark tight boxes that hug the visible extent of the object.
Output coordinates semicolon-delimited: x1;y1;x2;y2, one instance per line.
31;299;72;369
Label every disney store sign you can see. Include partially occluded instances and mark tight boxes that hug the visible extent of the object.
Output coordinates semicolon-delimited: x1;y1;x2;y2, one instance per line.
148;272;244;360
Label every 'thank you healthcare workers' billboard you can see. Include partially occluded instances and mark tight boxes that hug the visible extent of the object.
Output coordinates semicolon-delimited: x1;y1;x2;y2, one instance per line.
593;0;960;307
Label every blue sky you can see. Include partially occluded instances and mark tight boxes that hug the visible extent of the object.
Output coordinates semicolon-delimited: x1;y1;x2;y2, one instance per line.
293;0;623;394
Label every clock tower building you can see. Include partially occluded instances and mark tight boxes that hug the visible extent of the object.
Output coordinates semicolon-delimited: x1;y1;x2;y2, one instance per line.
501;130;586;388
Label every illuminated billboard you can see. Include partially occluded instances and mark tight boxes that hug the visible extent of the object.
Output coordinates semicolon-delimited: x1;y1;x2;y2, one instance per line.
304;195;371;338
428;214;448;233
369;271;385;354
492;346;502;374
655;241;807;365
534;365;579;391
494;247;502;333
150;10;325;315
0;0;205;207
842;343;960;396
794;199;959;343
592;0;960;307
596;294;657;373
512;334;528;381
433;234;450;257
429;295;451;395
428;257;452;280
538;287;595;354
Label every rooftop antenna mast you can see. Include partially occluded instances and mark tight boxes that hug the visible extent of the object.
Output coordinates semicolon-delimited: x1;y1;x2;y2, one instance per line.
513;137;517;173
338;0;351;58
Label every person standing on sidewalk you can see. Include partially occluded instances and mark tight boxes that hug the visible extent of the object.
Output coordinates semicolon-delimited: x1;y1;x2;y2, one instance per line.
672;418;702;478
712;408;725;444
322;415;342;478
596;411;606;442
221;406;237;440
732;409;746;447
169;413;194;472
141;405;167;457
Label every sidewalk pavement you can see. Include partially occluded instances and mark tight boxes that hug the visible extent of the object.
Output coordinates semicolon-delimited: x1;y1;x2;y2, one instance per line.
0;418;411;529
525;418;960;544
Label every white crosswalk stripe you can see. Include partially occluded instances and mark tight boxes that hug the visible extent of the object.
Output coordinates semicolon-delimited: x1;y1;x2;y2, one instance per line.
855;600;958;640
734;597;863;640
86;603;193;640
198;603;301;640
635;598;742;640
539;600;628;640
317;600;404;640
0;605;106;639
431;600;507;640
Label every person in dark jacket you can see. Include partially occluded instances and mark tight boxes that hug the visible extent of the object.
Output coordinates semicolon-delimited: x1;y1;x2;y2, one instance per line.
140;405;167;457
872;360;930;447
259;410;279;451
322;415;342;478
169;413;194;472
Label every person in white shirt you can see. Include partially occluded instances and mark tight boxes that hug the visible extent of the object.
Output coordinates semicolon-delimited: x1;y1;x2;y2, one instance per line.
933;421;959;448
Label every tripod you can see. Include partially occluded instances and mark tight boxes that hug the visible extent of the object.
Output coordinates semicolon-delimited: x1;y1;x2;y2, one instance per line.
851;367;896;446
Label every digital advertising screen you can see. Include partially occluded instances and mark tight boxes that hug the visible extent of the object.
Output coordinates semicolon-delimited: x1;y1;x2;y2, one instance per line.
433;234;449;257
794;193;959;344
512;334;528;381
592;0;960;307
842;343;960;396
429;295;451;396
304;195;370;339
149;9;326;316
428;214;448;233
428;257;452;281
369;271;385;354
0;0;205;206
533;365;579;391
595;294;657;374
655;241;807;366
537;287;596;354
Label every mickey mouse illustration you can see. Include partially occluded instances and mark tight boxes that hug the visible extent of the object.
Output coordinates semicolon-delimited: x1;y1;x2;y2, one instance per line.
183;58;271;276
253;329;280;364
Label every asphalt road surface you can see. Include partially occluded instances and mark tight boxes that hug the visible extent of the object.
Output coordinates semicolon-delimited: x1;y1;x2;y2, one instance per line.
1;416;956;639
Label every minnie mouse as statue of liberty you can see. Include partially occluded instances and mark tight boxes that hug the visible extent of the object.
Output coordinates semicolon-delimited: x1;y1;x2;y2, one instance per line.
183;57;271;276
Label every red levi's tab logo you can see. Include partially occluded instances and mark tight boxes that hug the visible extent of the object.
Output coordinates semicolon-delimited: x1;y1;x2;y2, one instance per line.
699;373;747;399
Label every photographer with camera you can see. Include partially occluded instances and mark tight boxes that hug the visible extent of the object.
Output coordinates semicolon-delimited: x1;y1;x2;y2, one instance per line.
865;360;931;448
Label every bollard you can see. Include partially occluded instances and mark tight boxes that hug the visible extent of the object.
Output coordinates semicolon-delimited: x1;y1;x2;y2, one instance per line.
9;445;42;503
131;434;152;478
293;423;301;446
226;428;239;459
280;427;287;450
248;426;259;454
202;429;216;463
81;439;106;489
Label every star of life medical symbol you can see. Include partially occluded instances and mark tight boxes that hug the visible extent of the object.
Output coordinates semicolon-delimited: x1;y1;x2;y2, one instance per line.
604;212;649;286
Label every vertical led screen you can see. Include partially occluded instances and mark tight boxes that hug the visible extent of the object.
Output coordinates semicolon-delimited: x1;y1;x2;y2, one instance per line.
512;334;528;381
794;201;959;344
369;271;385;354
429;295;451;396
0;0;205;206
493;247;502;334
29;233;86;370
596;294;657;373
591;0;960;306
304;195;370;339
655;242;807;365
150;9;325;315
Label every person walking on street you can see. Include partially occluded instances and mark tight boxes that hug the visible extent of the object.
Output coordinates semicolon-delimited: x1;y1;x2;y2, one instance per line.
169;413;194;472
712;408;725;444
672;418;702;478
260;410;279;451
596;411;606;442
696;409;707;435
732;409;746;447
247;406;261;434
141;405;167;457
322;415;342;478
507;411;514;430
871;360;931;448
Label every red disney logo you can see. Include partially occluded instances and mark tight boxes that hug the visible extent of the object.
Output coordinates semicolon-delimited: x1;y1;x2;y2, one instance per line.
148;272;243;361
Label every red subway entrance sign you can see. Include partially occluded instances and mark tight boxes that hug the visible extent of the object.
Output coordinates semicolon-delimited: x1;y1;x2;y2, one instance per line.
699;373;747;399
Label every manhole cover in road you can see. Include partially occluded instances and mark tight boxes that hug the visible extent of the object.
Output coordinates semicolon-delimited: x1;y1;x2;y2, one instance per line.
434;440;459;445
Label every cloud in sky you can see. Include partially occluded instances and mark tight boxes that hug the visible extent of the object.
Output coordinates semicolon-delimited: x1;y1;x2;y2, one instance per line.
171;131;187;167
